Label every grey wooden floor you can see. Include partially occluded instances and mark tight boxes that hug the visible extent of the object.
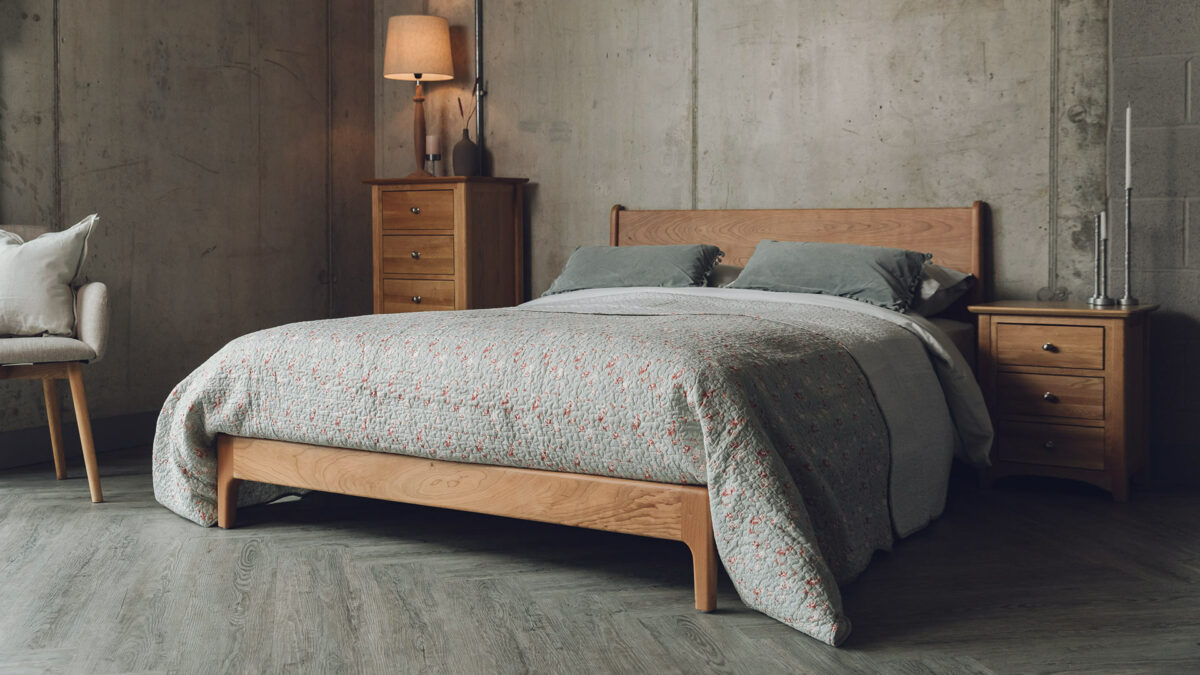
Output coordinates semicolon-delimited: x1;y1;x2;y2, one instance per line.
1;448;1198;674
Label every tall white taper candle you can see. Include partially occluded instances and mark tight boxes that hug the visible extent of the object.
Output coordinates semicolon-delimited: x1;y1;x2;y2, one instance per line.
1125;103;1132;190
1100;210;1107;240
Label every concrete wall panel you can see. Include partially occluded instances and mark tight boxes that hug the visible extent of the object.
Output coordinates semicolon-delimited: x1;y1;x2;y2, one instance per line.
1111;0;1200;58
696;1;1062;300
1111;0;1200;484
483;0;696;294
331;0;377;319
1050;0;1109;298
1;2;374;463
51;1;330;421
0;0;56;226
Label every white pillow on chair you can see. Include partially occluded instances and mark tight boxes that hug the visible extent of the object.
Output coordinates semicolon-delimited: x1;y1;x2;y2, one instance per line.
0;214;99;337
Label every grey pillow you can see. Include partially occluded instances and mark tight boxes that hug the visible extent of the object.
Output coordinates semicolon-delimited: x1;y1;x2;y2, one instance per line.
543;244;724;296
0;214;98;336
910;263;976;317
727;240;930;312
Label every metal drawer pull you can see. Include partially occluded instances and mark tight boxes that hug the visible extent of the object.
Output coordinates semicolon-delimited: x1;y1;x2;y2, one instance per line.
1042;342;1058;352
411;250;421;259
410;206;421;215
1044;441;1056;451
1042;392;1059;403
411;295;422;304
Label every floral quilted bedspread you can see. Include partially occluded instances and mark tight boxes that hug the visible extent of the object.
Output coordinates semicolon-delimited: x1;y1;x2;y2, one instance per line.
154;291;925;645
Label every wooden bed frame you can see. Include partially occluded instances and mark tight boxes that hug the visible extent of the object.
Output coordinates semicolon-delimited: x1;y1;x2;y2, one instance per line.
217;201;988;613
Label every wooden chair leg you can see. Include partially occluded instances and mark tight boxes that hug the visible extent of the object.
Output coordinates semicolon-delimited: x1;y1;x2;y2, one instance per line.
66;363;102;503
682;493;717;612
216;436;242;529
42;377;67;480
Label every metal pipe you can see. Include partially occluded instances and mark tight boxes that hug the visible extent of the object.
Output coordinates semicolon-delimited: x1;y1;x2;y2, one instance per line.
475;0;486;175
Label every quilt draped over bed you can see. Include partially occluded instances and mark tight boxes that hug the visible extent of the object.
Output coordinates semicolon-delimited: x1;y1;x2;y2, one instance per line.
153;290;985;645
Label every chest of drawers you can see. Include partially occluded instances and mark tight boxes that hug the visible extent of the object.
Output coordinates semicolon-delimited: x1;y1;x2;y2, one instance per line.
969;301;1157;501
368;177;527;313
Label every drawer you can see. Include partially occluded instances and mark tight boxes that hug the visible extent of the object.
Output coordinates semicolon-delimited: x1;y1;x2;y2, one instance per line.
381;279;455;312
382;235;454;275
996;421;1104;470
381;189;454;230
995;323;1104;370
997;373;1104;420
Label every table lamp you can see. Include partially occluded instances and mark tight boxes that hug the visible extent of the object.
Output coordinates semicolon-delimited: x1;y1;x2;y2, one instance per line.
384;15;454;177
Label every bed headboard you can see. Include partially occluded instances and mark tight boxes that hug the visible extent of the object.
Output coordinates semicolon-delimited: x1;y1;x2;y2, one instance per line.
610;202;989;304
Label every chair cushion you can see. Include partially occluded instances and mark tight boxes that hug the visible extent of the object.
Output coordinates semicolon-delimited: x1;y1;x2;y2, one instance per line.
0;336;96;365
0;214;98;337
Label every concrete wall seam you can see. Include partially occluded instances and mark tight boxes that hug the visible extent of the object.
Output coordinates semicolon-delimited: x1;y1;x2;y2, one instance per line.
1045;0;1062;300
689;0;698;211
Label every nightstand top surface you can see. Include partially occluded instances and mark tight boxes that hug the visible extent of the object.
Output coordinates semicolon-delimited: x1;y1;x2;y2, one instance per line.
365;176;528;186
967;300;1159;318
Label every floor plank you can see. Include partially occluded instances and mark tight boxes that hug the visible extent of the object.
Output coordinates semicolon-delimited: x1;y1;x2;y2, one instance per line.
1;448;1198;673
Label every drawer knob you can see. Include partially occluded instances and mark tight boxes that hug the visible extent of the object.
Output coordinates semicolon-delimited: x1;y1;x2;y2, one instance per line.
1044;441;1056;451
411;250;421;259
1042;391;1059;403
411;295;422;304
410;206;421;215
1042;342;1058;352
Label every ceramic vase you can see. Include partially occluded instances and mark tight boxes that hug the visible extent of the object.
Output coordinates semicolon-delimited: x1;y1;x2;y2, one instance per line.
452;129;479;177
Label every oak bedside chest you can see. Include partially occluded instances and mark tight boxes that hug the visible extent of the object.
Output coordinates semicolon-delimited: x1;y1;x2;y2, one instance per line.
367;176;528;313
968;301;1157;501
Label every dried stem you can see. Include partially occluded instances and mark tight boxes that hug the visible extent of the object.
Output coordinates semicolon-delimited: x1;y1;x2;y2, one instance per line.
457;82;478;130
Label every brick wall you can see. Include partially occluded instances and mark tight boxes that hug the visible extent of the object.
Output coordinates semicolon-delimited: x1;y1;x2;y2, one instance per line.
1110;0;1200;485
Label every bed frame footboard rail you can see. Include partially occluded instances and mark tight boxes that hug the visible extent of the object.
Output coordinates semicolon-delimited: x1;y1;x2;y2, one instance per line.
215;435;717;612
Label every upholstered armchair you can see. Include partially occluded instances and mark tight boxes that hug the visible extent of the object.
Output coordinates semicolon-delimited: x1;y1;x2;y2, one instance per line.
1;219;108;502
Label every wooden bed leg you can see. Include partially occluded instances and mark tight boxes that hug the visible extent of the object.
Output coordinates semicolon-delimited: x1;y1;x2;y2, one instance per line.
216;436;242;529
682;492;717;612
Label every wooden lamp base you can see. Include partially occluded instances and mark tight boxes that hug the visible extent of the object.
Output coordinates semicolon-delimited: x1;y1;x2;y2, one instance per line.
405;79;433;178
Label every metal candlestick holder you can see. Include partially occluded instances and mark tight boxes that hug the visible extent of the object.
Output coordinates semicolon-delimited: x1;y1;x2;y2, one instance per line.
1089;212;1114;307
425;153;442;177
1118;186;1139;306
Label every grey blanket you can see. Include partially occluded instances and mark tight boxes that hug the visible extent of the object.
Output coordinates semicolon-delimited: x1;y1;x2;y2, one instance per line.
153;289;990;645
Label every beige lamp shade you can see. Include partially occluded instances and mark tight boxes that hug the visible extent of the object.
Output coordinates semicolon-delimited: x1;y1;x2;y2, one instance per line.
383;15;454;81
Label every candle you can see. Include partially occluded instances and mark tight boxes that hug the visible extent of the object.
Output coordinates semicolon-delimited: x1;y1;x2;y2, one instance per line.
1093;215;1099;303
1125;103;1132;190
1100;210;1107;240
426;134;440;156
